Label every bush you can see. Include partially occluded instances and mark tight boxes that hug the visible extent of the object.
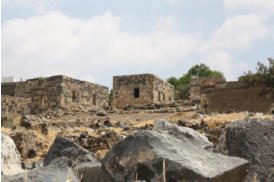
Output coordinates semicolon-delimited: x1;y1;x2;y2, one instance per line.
239;58;274;88
167;64;224;99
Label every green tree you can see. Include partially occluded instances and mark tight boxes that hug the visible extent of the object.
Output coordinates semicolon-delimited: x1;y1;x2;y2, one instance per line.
167;64;224;99
239;58;274;88
109;89;113;102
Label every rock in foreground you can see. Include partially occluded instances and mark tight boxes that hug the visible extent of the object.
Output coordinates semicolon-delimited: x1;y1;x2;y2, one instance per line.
102;130;249;182
153;119;213;150
217;118;274;182
44;135;97;166
2;157;79;182
44;135;111;182
1;133;24;175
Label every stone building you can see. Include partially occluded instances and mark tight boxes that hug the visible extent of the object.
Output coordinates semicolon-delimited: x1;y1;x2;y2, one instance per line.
189;78;274;114
113;74;174;109
1;75;108;114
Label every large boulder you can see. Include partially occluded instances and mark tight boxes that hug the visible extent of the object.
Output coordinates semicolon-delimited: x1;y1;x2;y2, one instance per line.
216;118;274;182
102;130;249;182
2;157;80;182
44;135;111;182
153;119;213;150
1;133;24;175
44;135;97;166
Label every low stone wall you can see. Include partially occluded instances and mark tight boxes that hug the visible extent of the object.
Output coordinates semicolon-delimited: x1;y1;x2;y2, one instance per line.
201;83;274;114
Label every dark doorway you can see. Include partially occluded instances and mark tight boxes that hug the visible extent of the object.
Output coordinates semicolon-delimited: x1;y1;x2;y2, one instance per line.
93;94;96;105
72;91;77;102
134;88;139;98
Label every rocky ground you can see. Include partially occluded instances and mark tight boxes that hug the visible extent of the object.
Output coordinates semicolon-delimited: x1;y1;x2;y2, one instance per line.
1;106;274;181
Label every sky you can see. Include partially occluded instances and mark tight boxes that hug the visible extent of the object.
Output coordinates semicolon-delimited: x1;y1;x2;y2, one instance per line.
2;0;274;88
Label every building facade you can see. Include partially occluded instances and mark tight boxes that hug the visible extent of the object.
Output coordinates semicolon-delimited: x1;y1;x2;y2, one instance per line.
113;74;174;109
1;75;108;113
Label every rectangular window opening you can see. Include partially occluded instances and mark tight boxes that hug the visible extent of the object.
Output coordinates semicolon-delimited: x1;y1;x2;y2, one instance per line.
134;88;139;98
93;94;96;105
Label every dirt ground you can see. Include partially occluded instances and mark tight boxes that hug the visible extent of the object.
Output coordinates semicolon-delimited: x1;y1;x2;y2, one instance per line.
2;109;273;164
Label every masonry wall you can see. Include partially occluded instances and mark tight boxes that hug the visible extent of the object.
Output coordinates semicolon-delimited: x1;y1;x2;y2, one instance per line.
60;76;108;111
152;76;174;103
113;74;174;108
190;77;226;104
201;82;274;114
1;75;109;114
1;82;30;97
28;76;64;114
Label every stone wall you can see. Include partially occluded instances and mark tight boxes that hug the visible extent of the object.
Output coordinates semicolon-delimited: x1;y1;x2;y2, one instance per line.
113;74;174;108
201;82;274;114
60;76;108;112
1;95;31;114
1;82;30;97
28;76;64;114
1;75;108;114
190;77;226;104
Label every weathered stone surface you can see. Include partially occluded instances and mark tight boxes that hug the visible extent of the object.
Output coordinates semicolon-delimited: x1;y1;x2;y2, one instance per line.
113;74;174;109
20;115;33;129
44;136;97;166
2;157;80;182
153;119;213;150
11;132;46;160
76;162;111;182
102;130;249;182
216;118;274;182
1;75;108;114
1;133;24;175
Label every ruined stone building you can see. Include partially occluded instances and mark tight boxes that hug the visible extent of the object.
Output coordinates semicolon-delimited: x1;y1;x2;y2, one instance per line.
190;77;226;104
190;78;274;114
113;74;174;109
1;75;108;114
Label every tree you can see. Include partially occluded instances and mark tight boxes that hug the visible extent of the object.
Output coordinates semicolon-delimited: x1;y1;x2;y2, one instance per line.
167;64;224;99
109;89;113;102
239;58;274;88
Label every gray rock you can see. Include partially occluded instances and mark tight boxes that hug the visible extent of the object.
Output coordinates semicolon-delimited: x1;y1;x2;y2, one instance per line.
76;162;111;182
97;111;107;117
20;115;33;129
1;133;24;175
2;157;80;182
216;118;274;182
102;130;249;182
153;119;213;150
1;116;14;128
44;136;97;166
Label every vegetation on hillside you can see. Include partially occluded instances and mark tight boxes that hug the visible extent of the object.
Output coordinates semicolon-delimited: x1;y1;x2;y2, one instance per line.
109;89;113;102
239;58;274;88
167;64;224;99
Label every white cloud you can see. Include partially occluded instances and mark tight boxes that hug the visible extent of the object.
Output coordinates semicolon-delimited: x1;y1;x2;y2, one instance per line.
203;51;249;80
2;11;199;82
201;14;269;52
224;0;274;14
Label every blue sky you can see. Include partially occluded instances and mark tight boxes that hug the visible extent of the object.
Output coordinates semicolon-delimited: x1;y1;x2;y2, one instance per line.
2;0;274;88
